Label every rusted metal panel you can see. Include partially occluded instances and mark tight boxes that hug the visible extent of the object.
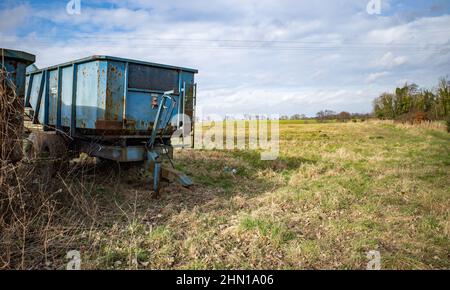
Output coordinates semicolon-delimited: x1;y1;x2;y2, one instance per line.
28;72;42;116
48;69;58;126
60;66;73;127
25;55;197;138
95;120;123;130
128;63;179;93
0;49;35;66
105;61;125;124
29;55;197;75
34;70;47;125
79;141;147;162
75;61;103;129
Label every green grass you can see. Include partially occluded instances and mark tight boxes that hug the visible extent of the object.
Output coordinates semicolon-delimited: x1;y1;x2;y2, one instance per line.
26;120;449;270
240;216;295;244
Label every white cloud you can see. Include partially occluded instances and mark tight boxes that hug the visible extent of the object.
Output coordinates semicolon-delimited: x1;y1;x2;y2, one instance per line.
0;4;31;32
366;71;389;83
1;1;449;116
377;52;407;68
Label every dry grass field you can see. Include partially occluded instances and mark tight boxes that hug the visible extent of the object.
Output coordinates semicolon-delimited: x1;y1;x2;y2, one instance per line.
1;120;449;269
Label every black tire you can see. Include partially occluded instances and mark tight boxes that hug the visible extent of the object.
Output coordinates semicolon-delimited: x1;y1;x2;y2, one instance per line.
24;132;69;179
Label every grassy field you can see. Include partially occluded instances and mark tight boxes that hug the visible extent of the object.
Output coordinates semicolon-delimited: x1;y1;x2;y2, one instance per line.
4;120;449;269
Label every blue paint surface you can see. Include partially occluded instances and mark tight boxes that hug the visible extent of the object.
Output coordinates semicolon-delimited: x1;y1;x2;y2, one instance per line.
25;55;197;137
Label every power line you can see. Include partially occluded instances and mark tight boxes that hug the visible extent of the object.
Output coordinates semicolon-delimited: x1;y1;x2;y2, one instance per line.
5;40;449;52
16;34;450;48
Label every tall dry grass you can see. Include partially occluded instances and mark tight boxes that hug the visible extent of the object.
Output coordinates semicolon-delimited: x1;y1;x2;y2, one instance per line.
0;67;23;162
0;66;100;269
369;119;447;132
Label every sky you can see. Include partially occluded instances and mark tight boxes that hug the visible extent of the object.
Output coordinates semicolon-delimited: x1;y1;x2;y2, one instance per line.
1;0;450;117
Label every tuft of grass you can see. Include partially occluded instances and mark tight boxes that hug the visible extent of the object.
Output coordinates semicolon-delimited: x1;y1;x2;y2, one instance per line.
240;216;295;244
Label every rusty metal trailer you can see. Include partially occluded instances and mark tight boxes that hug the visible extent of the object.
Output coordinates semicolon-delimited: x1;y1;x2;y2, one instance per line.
0;48;36;161
24;55;198;195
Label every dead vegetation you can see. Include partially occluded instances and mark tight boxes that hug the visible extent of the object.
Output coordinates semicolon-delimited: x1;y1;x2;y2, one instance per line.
1;67;449;269
0;67;96;269
0;67;22;162
0;66;199;269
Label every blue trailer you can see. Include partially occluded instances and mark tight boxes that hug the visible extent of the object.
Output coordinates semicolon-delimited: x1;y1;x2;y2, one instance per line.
0;48;36;161
1;49;35;100
24;55;198;195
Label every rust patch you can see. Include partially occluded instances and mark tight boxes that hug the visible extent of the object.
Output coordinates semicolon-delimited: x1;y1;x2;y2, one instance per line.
95;120;123;130
124;119;136;130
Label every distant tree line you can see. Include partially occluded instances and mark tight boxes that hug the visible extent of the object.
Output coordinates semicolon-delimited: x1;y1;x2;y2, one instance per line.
373;77;450;122
280;111;371;122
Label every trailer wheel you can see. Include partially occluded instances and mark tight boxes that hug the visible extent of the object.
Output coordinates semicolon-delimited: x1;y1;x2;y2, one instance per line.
24;132;69;178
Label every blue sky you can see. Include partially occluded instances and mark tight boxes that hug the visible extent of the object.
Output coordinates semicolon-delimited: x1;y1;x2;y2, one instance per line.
1;0;449;117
